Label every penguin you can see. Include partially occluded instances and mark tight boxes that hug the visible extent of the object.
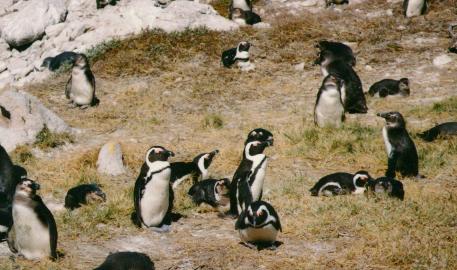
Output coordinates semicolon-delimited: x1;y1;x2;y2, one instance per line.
365;177;405;200
314;75;345;128
314;40;356;68
64;184;106;210
418;122;457;142
187;178;230;210
0;209;12;241
0;144;15;204
96;0;119;9
229;0;261;25
368;78;410;98
170;149;219;189
235;200;282;250
94;251;155;270
449;23;457;53
41;51;78;72
221;41;254;71
326;0;349;7
309;170;372;196
131;146;175;232
403;0;428;17
228;130;273;217
7;179;58;260
377;112;419;178
65;53;98;108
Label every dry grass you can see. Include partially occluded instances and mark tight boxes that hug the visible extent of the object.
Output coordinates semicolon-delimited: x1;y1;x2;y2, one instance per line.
1;0;457;269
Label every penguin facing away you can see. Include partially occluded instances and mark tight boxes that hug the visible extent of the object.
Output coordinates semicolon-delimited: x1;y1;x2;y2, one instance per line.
368;78;410;98
235;200;282;250
170;149;219;189
418;122;457;142
7;179;58;260
365;176;405;200
65;53;98;108
403;0;428;17
377;112;419;178
64;184;106;210
314;74;345;128
94;251;155;270
314;40;356;68
131;146;175;231
187;178;230;210
309;171;372;196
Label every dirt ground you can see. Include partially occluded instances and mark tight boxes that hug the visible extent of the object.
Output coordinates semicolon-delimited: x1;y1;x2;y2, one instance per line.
1;0;457;269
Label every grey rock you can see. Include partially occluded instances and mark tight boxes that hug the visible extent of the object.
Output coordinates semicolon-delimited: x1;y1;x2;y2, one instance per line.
97;141;127;176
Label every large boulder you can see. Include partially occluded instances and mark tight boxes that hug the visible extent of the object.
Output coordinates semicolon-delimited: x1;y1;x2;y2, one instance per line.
0;90;72;152
97;141;127;176
1;0;67;48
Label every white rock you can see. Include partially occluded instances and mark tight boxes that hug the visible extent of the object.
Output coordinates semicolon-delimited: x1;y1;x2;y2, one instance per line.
253;22;271;29
433;54;452;68
0;63;6;73
294;62;305;71
97;142;127;176
365;65;373;71
45;23;67;38
0;90;72;152
6;58;33;79
1;0;67;48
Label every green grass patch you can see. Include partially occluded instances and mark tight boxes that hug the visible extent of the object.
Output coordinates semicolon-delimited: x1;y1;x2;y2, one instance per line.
34;125;74;150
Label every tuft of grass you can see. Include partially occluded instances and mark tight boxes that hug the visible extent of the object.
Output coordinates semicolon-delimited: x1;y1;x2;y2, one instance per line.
86;39;122;62
203;113;224;129
10;145;35;164
34;125;74;150
431;96;457;113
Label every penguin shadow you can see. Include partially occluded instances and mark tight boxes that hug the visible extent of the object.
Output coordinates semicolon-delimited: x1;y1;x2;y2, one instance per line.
170;212;184;222
239;241;283;251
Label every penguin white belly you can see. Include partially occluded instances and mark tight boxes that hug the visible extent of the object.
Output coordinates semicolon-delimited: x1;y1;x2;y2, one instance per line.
232;0;250;11
12;204;50;259
315;90;344;128
250;158;267;202
406;0;424;17
140;170;170;227
352;186;366;195
382;127;393;156
70;69;93;105
239;224;278;243
321;66;329;77
318;182;342;196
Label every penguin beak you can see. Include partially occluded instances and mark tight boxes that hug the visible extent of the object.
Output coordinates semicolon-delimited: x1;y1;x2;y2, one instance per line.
32;182;40;191
376;112;388;119
168;151;175;157
266;137;274;146
97;191;107;201
211;149;219;156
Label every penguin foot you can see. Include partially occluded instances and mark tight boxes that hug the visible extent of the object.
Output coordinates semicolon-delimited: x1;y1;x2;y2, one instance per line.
150;224;171;233
79;105;89;110
240;242;257;250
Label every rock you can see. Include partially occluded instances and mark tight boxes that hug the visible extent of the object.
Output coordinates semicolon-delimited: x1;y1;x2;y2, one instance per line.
433;54;452;68
0;90;72;152
294;62;305;71
6;58;33;79
96;142;127;176
1;0;67;48
253;22;271;29
45;23;67;39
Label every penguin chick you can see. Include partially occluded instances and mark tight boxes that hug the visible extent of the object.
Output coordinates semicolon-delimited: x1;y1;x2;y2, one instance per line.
309;171;372;196
365;176;404;200
64;184;106;210
418;122;457;142
170;149;219;189
94;251;155;270
235;200;282;250
221;41;255;71
368;78;410;98
403;0;428;17
7;179;58;260
377;112;419;178
314;74;345;128
131;146;175;231
187;178;230;210
65;53;98;108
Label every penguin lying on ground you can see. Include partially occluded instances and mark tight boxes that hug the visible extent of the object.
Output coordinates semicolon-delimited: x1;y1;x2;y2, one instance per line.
131;146;175;232
309;171;372;196
228;128;274;217
418;122;457;142
229;0;261;25
188;178;230;210
65;53;99;108
314;75;345;128
368;78;410;98
94;251;155;270
235;201;282;250
64;184;106;210
7;179;58;260
314;40;356;67
377;112;420;178
221;41;255;71
403;0;428;17
170;150;219;189
41;51;78;71
96;0;119;9
365;177;405;200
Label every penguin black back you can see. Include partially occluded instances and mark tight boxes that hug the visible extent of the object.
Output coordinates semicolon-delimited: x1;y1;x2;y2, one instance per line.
41;51;78;71
315;40;356;67
94;251;155;270
418;122;457;142
64;184;106;210
170;150;219;188
368;78;410;97
188;178;230;208
0;145;15;204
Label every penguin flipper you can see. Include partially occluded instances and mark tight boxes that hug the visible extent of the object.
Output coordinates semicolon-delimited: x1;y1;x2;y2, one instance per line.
33;195;58;259
234;210;247;230
6;226;17;254
65;76;72;99
386;151;398;178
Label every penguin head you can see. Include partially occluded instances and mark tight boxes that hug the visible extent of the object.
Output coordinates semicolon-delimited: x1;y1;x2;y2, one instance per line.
373;177;393;194
237;41;251;52
245;128;274;146
85;184;107;203
398;78;410;96
193;149;219;171
74;54;89;69
353;171;371;188
245;201;270;228
41;57;53;69
231;8;246;20
215;178;230;203
377;112;406;129
15;179;40;197
146;146;175;163
245;140;271;157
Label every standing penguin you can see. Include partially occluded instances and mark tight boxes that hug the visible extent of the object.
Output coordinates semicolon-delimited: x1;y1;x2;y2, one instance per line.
235;200;282;250
314;75;345;128
403;0;428;17
170;150;219;189
377;112;419;178
221;42;254;71
131;146;175;232
228;128;273;217
368;78;410;98
7;179;58;260
309;171;372;196
65;54;98;108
